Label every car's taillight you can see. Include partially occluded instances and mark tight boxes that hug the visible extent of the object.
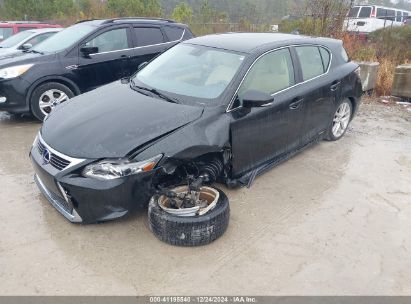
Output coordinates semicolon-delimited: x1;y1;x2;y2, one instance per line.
371;7;376;18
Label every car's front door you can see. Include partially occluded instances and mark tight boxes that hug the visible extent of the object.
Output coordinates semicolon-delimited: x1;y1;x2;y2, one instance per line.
229;47;305;177
76;26;133;92
294;45;337;143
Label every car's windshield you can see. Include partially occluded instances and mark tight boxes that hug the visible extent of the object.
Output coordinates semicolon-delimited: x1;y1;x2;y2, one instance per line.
0;31;34;48
134;44;245;100
32;23;96;53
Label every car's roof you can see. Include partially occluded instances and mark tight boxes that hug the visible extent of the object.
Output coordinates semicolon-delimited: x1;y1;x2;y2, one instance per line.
79;17;185;27
185;32;339;53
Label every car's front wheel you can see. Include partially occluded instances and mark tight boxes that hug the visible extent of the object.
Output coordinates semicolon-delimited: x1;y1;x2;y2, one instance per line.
30;82;74;121
325;99;352;141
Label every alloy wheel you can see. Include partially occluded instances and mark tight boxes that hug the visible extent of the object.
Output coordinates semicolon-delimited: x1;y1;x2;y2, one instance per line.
332;101;351;138
39;89;69;116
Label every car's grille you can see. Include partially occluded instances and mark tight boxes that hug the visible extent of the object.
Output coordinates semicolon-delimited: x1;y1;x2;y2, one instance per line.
34;174;81;223
37;140;71;171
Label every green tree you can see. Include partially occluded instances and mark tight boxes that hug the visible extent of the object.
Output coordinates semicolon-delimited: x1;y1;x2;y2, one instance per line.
0;0;76;20
171;3;193;23
106;0;161;17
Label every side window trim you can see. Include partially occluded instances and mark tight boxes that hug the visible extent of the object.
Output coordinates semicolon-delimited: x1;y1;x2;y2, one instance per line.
87;26;186;55
226;44;333;113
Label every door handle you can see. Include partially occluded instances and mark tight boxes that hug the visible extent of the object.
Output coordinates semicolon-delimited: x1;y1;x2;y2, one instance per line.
289;98;303;110
330;81;341;92
120;55;129;59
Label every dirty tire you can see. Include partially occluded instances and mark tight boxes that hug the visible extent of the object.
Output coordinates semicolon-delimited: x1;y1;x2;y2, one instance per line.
325;98;352;141
30;82;74;121
148;188;230;246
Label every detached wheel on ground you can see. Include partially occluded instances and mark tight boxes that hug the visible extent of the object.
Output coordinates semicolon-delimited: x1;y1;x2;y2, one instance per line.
325;99;353;141
148;187;230;246
30;82;74;121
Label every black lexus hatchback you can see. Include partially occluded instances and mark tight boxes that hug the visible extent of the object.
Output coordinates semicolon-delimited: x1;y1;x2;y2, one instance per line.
30;33;362;223
0;18;193;120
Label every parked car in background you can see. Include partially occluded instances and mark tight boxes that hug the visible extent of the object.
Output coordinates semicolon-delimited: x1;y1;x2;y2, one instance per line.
344;5;410;35
30;33;362;224
0;28;62;58
0;18;193;120
0;21;61;41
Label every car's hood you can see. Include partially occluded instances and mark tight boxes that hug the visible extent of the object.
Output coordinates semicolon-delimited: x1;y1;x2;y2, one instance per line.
41;81;204;159
0;51;46;66
0;48;21;58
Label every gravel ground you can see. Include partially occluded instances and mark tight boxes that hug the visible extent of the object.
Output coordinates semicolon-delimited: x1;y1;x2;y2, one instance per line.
0;101;410;295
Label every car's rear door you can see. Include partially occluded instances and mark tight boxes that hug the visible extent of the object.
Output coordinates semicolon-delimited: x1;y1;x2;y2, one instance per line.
293;45;338;144
76;25;134;92
127;26;171;75
229;47;305;177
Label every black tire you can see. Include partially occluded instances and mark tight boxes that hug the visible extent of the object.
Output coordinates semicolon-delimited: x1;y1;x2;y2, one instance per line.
148;188;230;246
30;82;75;121
325;98;353;141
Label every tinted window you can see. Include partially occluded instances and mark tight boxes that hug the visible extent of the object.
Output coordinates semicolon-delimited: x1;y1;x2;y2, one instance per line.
387;9;395;20
239;48;295;96
85;28;129;53
0;28;14;40
319;47;331;71
296;46;325;81
359;7;372;18
348;7;360;17
134;27;164;47
164;26;184;41
377;8;387;18
396;11;402;22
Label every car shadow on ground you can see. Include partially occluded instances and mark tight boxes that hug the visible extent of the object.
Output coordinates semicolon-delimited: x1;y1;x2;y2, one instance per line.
0;111;39;125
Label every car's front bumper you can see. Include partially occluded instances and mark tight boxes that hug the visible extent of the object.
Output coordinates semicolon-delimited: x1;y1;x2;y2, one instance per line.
0;77;31;114
30;135;159;223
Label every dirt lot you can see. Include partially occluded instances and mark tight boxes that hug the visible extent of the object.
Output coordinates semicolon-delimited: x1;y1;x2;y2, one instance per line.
0;101;410;295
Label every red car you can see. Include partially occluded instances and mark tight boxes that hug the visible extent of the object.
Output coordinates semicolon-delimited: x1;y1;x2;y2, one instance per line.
0;21;61;41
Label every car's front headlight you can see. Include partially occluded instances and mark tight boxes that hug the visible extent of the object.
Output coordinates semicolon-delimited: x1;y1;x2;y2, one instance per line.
0;64;34;79
82;154;163;181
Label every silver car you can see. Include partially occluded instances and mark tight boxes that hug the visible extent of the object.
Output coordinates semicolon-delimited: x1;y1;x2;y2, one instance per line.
0;28;62;58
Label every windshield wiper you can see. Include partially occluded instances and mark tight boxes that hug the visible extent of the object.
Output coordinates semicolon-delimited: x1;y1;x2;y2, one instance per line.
130;80;179;104
28;49;44;55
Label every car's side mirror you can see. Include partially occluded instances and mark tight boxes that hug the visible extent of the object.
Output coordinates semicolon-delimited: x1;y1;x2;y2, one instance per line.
80;46;98;57
241;90;274;108
138;61;148;70
20;43;33;51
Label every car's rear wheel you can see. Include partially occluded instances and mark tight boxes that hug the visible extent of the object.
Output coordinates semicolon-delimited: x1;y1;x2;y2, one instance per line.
30;82;74;121
148;187;230;246
325;99;352;141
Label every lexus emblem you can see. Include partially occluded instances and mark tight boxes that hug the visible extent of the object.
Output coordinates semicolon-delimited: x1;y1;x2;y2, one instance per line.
42;149;51;164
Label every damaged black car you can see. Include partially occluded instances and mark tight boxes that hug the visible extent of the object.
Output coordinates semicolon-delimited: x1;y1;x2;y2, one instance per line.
30;33;362;228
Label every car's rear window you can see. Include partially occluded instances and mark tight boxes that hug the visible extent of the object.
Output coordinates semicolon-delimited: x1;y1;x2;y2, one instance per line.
164;26;184;41
296;46;326;81
134;27;164;47
319;47;331;71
